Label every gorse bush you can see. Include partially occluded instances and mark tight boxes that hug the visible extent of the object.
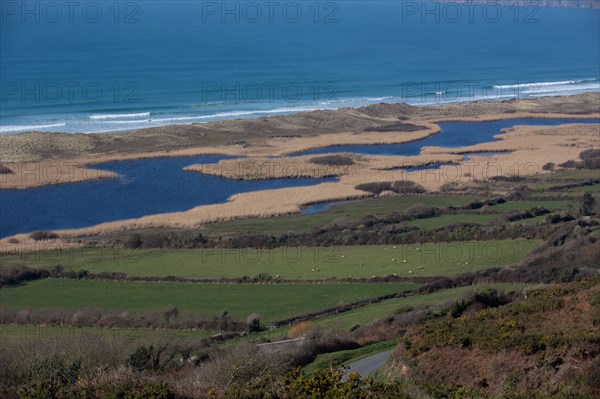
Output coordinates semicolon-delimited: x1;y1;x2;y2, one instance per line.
29;231;58;241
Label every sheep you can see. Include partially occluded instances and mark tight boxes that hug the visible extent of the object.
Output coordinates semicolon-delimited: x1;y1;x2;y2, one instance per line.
392;258;397;262
408;270;413;274
402;260;407;263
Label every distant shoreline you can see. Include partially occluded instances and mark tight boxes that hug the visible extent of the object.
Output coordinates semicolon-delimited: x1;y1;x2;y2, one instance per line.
428;0;599;9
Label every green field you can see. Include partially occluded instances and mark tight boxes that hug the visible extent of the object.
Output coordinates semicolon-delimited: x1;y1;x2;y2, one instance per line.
0;279;417;323
5;240;540;280
0;283;533;347
568;184;600;193
204;195;481;234
313;283;531;331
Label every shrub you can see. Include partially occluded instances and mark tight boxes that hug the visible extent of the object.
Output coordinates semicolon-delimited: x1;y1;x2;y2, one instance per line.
559;150;600;170
246;313;261;333
356;180;426;195
126;234;143;248
391;180;426;194
404;204;437;219
287;321;312;339
309;155;355;166
542;162;555;171
134;382;176;399
29;231;58;241
127;345;167;371
355;182;392;195
0;265;49;287
580;149;600;170
579;192;597;216
440;182;460;192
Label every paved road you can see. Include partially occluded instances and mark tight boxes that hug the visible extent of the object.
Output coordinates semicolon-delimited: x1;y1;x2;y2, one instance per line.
347;349;395;378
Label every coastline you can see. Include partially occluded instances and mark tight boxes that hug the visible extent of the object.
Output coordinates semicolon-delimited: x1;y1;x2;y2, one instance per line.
1;92;599;251
1;120;598;252
1;93;599;190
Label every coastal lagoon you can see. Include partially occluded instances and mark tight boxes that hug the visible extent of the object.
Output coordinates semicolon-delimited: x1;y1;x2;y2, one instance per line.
1;118;597;237
0;156;335;237
296;118;600;156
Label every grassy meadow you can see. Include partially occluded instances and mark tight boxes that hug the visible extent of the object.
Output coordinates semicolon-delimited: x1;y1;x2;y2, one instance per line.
0;279;417;322
4;239;540;280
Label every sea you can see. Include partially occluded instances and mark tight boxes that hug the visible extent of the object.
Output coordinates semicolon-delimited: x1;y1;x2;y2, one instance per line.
1;1;599;134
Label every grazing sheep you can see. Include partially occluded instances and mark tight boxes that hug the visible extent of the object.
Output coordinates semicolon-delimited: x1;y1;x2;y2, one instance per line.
316;268;319;272
416;248;420;252
408;271;413;274
402;260;407;263
311;269;315;272
465;262;469;265
393;246;397;249
392;258;397;262
341;255;345;258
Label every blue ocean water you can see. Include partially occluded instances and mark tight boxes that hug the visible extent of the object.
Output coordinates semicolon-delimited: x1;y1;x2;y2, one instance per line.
1;118;597;237
1;2;599;133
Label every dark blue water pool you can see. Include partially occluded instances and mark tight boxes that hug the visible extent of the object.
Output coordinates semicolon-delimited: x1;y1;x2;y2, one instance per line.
1;118;598;237
0;156;335;237
296;118;600;156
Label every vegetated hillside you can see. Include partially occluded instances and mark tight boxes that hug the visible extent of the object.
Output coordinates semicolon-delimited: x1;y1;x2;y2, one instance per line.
389;278;600;399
